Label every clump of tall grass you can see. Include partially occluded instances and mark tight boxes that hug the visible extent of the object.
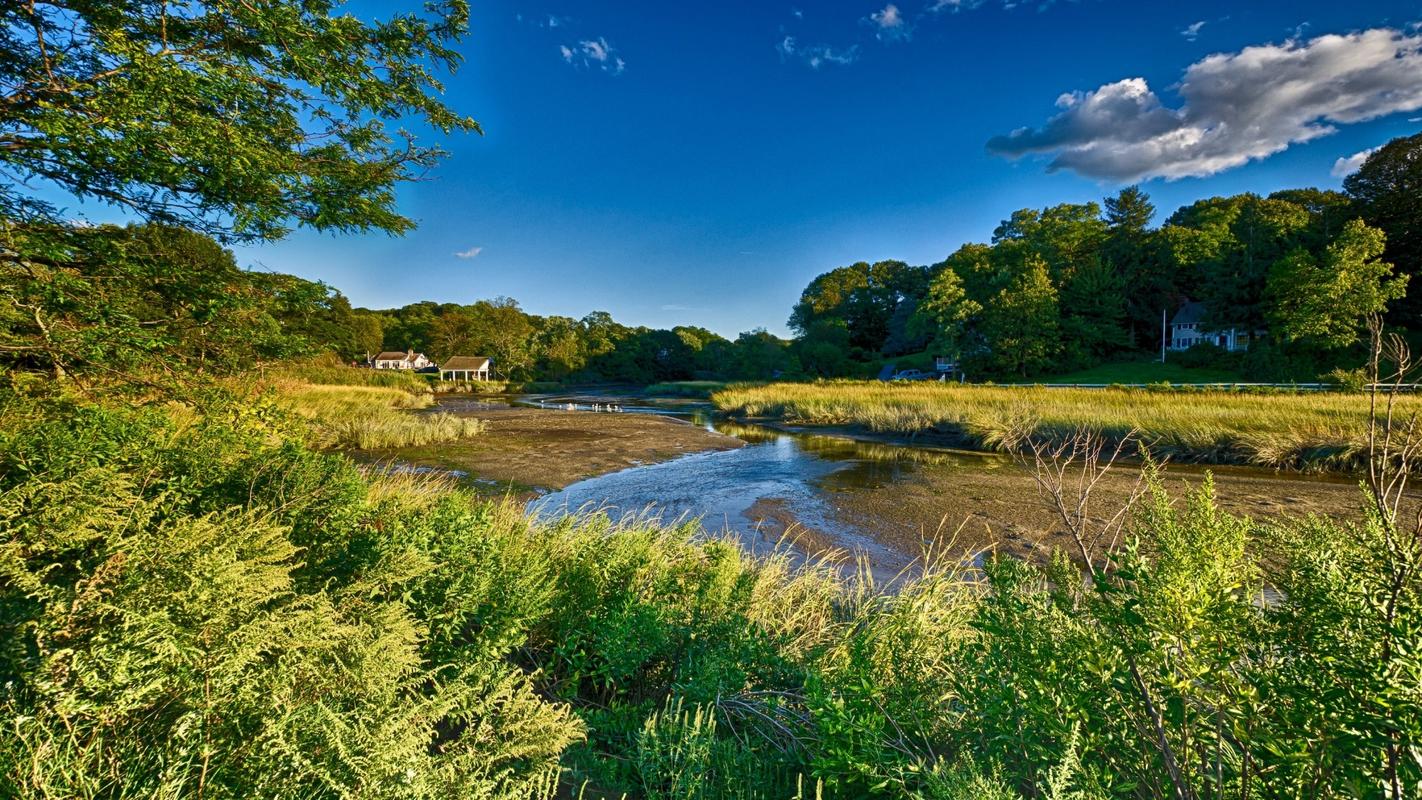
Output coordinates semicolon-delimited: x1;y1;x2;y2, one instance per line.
268;379;486;449
713;381;1400;470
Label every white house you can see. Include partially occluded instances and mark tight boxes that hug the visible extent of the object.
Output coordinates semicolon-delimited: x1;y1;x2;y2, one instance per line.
439;356;492;382
372;349;434;370
1169;302;1252;353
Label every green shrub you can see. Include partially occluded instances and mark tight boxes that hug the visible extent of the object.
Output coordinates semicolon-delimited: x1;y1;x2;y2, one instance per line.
4;390;1420;798
0;401;578;799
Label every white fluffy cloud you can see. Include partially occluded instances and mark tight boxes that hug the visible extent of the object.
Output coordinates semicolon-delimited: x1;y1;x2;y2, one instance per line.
777;35;858;69
869;4;910;41
453;246;483;260
988;28;1422;182
560;37;626;75
1331;147;1379;178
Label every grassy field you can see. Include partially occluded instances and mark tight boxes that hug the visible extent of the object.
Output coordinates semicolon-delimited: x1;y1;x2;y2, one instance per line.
712;380;1406;470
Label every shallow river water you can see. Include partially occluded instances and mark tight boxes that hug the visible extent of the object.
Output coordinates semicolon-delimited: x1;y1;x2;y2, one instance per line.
483;394;1364;574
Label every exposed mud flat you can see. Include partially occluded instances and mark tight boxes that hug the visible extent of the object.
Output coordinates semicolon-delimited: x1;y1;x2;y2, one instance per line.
815;456;1364;565
362;403;742;494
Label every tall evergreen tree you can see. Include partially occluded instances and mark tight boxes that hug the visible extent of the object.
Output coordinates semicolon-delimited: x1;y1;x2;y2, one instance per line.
1103;187;1167;349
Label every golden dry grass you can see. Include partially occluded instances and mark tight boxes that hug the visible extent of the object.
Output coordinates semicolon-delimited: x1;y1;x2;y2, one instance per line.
268;379;486;450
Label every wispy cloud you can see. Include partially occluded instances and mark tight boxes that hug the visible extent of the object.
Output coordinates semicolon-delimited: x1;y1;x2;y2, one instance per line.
560;37;626;75
776;35;858;69
1332;147;1379;178
661;303;709;312
868;4;911;41
453;246;483;260
515;13;571;29
927;0;976;11
927;0;1061;13
987;27;1422;182
1180;20;1206;41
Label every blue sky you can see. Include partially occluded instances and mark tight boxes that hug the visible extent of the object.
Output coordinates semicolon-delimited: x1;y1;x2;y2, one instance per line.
229;0;1422;337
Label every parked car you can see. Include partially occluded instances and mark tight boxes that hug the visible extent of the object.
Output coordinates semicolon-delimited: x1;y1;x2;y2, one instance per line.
891;369;931;381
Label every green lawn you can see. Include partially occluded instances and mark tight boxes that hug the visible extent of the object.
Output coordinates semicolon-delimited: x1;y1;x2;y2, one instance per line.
1036;360;1246;385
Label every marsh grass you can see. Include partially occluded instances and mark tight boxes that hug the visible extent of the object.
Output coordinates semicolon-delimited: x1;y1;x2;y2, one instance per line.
267;379;486;449
713;381;1404;470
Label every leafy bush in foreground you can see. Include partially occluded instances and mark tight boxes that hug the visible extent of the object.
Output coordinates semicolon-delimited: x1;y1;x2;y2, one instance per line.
2;393;1419;798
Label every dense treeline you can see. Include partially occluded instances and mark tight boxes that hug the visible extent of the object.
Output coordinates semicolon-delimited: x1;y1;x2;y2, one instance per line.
363;300;800;383
790;134;1421;380
2;222;374;379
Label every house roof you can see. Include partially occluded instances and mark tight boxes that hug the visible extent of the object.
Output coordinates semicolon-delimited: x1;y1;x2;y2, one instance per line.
441;356;491;371
374;351;410;361
1170;301;1208;326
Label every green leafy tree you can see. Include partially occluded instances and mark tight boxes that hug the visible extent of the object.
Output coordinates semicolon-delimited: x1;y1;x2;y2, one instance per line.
347;310;386;359
0;223;316;377
1196;195;1310;332
1267;219;1407;349
731;329;799;379
1;0;477;240
909;266;981;359
2;0;477;380
535;316;588;380
380;301;443;354
794;318;855;377
980;256;1059;377
1103;187;1171;348
789;261;925;355
1268;188;1355;244
1345;133;1422;324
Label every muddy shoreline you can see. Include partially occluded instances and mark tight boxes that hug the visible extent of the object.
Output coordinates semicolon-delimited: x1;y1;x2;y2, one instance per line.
361;404;742;496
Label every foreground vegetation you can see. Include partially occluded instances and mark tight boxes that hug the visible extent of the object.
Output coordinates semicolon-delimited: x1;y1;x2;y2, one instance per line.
4;384;1420;798
713;381;1412;470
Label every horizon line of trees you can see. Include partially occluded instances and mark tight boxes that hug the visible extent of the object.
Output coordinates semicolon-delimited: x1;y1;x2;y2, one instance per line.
787;131;1422;381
